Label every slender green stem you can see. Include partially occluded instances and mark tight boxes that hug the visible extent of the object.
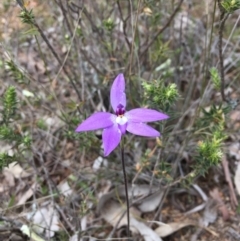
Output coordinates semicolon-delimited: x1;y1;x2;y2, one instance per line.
120;141;130;240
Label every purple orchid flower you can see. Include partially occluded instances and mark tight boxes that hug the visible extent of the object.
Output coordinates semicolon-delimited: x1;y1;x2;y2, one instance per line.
76;74;169;156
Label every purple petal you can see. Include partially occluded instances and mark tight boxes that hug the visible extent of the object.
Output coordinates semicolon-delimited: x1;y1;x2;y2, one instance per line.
110;73;126;111
118;123;127;135
75;112;115;132
125;108;169;123
102;124;121;156
126;122;160;137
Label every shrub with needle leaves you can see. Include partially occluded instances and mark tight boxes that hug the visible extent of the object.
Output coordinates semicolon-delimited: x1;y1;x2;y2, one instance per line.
19;8;35;25
195;104;227;175
5;60;26;84
2;86;17;124
142;79;179;111
221;0;240;13
210;67;221;91
0;86;31;170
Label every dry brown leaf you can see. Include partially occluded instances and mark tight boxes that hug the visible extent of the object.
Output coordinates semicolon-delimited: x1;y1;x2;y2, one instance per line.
100;198;139;231
100;198;162;241
143;7;152;16
191;198;218;241
229;142;240;160
131;218;162;241
98;184;162;214
3;161;31;179
3;170;15;187
154;221;195;237
27;202;60;238
227;227;240;240
70;234;98;241
92;156;108;171
118;184;159;199
210;188;230;221
98;184;163;241
17;182;38;206
229;110;240;129
21;224;46;241
43;115;64;129
202;198;218;226
137;189;164;213
57;180;73;197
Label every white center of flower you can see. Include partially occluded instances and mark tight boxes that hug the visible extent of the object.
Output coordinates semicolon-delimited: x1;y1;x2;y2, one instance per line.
116;115;128;125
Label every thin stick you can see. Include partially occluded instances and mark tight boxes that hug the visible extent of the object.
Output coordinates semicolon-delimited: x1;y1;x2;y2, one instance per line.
120;141;130;240
139;0;184;60
128;0;141;76
217;0;230;102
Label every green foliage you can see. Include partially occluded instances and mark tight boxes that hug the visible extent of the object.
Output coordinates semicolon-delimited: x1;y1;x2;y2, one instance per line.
199;133;224;164
210;67;221;90
155;59;177;78
136;149;173;183
76;26;84;37
0;126;17;141
22;27;38;36
22;135;32;148
0;153;16;171
200;104;227;130
7;195;15;208
157;161;173;183
55;231;69;241
41;185;49;195
195;105;227;175
103;18;115;32
0;86;31;170
37;119;47;130
5;60;26;84
0;87;20;157
221;0;240;13
64;115;97;151
196;132;224;175
2;86;17;124
3;0;11;11
0;124;31;149
142;79;179;111
180;171;197;188
151;41;170;63
19;9;35;25
64;34;70;41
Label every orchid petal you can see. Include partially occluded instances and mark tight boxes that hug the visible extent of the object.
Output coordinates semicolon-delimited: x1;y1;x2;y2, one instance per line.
118;123;127;135
110;73;126;111
102;124;121;156
75;112;115;132
125;108;169;123
127;122;160;137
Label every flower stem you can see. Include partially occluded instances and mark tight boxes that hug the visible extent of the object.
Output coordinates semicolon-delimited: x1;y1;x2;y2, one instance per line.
120;140;130;239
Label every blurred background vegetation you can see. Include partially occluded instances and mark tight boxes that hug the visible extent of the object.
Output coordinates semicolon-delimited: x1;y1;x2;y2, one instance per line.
0;0;240;240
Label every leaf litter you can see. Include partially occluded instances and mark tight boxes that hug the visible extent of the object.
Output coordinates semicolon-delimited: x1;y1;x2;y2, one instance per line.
1;1;240;241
